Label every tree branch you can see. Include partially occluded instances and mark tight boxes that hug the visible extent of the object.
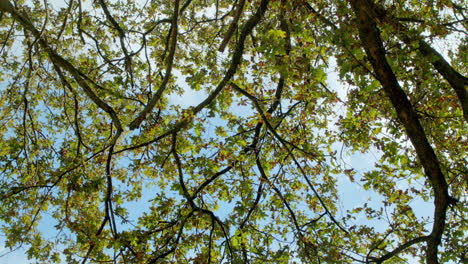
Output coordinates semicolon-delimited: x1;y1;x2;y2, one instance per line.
2;2;123;133
218;0;246;52
129;0;180;129
369;236;429;264
349;1;450;263
363;0;468;123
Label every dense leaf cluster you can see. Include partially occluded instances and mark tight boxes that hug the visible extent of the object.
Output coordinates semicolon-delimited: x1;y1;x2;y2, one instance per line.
0;0;466;263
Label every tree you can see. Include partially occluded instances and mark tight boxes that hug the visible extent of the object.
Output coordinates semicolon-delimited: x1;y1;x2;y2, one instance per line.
0;0;466;263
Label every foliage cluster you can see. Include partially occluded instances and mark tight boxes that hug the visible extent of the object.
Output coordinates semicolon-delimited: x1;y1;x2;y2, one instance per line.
0;0;466;263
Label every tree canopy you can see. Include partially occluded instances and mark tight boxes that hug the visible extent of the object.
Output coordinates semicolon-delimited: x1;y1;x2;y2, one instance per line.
0;0;466;263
